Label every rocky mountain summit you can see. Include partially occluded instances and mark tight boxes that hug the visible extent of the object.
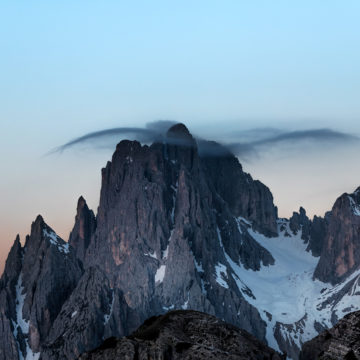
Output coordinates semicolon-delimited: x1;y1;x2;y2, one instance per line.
79;310;285;360
0;123;359;360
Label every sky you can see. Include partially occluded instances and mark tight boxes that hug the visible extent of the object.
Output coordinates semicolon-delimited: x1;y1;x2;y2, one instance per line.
1;1;360;273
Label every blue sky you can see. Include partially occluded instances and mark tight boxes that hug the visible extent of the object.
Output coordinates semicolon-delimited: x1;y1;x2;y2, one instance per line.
1;0;360;130
1;1;360;271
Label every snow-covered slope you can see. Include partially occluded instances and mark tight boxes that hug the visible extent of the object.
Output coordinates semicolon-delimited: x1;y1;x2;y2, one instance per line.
227;219;360;359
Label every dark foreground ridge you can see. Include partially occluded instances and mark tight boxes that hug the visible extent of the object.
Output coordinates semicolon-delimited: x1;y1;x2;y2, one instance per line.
300;310;360;360
79;310;285;360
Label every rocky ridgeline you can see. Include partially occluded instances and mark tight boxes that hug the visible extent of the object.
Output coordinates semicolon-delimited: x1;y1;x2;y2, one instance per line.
79;310;285;360
0;123;359;360
300;310;360;359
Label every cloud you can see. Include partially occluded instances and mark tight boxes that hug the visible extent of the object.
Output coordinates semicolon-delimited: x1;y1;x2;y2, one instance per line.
222;128;359;160
48;120;179;154
49;122;358;162
49;127;160;154
197;140;258;161
145;120;177;133
253;129;357;146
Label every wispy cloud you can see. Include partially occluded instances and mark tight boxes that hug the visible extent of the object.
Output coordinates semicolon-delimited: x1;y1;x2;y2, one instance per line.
48;121;177;154
49;122;359;161
253;129;357;146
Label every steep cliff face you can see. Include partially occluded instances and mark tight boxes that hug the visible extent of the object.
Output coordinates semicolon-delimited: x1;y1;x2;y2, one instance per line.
83;124;272;339
21;216;83;353
200;141;278;237
41;267;131;360
79;310;286;360
314;188;360;284
0;237;23;360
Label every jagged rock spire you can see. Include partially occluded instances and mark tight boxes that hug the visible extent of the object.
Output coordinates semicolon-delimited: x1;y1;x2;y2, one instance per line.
69;196;96;263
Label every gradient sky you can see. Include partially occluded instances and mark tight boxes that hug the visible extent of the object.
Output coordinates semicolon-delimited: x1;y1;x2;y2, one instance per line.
1;1;360;273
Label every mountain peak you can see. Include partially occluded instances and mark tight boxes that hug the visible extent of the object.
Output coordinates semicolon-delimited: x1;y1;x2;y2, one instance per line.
166;123;195;147
69;196;97;263
34;214;44;225
77;196;88;211
14;234;21;245
1;234;23;285
166;123;191;137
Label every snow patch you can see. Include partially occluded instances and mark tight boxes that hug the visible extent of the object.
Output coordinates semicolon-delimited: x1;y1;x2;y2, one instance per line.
43;229;69;254
216;227;224;250
162;229;173;260
215;263;229;289
144;251;157;259
225;220;360;355
191;250;204;273
155;265;166;283
348;196;360;216
181;292;190;309
71;311;77;318
238;216;252;226
162;245;169;260
13;274;41;360
235;217;243;235
25;346;40;360
15;274;29;334
104;290;115;325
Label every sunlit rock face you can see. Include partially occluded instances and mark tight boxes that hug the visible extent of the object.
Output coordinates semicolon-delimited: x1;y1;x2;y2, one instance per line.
314;188;360;284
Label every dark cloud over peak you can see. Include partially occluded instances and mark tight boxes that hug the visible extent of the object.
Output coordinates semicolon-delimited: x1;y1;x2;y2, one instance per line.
49;121;359;162
145;120;177;133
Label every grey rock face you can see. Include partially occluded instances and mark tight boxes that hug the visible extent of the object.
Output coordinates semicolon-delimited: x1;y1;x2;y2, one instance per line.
79;310;286;360
21;216;83;352
69;196;97;264
289;207;310;239
289;207;328;257
0;290;20;360
200;142;278;237
83;124;272;342
0;236;23;292
300;310;360;360
0;237;23;360
314;188;360;284
41;267;130;360
0;216;83;359
307;215;328;257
